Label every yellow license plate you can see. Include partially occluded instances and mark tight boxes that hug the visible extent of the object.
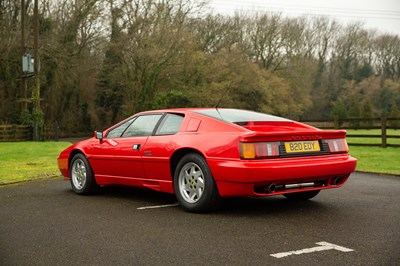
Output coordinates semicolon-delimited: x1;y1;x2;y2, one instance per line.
284;140;320;153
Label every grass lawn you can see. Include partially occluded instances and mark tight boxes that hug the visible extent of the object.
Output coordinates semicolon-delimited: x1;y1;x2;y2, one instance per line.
349;146;400;175
345;129;400;174
0;142;71;185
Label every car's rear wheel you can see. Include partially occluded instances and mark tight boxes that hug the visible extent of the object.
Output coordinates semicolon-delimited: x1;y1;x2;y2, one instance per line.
70;153;98;195
283;190;320;201
174;153;221;212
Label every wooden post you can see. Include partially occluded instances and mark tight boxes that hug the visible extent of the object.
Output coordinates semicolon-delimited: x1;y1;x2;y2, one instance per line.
334;116;340;129
381;116;387;148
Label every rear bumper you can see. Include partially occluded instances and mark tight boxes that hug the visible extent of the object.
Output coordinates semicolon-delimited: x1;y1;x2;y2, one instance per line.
208;154;357;197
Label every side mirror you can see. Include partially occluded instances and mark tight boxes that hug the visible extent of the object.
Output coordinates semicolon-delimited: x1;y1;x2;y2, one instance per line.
94;131;103;141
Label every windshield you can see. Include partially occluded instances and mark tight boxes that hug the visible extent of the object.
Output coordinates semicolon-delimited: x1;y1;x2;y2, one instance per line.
194;109;291;123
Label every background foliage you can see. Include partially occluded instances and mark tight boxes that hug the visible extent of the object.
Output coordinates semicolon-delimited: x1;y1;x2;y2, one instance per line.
1;0;399;135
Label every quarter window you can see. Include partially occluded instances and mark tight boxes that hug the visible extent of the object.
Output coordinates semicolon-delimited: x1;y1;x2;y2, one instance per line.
155;114;184;135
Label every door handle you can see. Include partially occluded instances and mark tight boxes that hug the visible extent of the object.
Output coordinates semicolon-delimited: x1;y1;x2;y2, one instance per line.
132;144;141;150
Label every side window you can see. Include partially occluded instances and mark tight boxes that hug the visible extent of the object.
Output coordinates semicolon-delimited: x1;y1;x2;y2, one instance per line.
155;114;184;135
122;114;162;137
106;118;135;138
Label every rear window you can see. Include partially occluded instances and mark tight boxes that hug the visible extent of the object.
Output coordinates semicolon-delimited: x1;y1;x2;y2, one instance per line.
194;109;290;123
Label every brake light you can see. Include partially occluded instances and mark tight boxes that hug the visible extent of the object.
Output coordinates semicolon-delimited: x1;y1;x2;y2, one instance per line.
326;139;349;153
240;142;280;159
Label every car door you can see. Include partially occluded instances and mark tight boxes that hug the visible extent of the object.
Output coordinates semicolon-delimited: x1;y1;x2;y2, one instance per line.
90;114;163;180
142;113;185;181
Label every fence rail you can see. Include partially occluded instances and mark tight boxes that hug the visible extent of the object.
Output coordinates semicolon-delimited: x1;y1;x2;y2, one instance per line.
0;124;61;142
300;117;400;148
1;117;399;147
0;125;32;142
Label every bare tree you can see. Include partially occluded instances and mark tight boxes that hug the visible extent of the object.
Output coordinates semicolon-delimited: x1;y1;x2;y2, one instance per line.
247;12;284;71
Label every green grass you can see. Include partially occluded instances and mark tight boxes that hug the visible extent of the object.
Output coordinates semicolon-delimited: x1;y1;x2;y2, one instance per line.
0;142;71;185
349;146;400;175
343;129;400;175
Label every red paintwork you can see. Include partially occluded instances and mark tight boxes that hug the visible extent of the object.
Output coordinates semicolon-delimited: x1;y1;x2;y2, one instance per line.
58;108;357;197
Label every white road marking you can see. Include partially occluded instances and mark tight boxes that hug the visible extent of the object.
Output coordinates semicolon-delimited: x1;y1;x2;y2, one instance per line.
270;242;354;258
137;203;179;210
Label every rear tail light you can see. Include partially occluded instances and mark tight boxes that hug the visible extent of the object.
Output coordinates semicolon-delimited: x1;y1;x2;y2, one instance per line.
326;139;349;153
240;142;280;159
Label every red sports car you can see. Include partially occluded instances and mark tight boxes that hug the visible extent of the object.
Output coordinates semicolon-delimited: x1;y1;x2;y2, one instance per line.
58;108;357;212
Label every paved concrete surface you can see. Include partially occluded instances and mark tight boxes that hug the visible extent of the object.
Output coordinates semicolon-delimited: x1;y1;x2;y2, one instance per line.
1;172;399;265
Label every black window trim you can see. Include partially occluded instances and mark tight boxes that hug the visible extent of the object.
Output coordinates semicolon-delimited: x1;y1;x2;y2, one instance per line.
151;113;167;136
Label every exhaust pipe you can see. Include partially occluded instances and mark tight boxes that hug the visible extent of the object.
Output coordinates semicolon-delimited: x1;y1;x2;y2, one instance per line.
265;183;287;192
267;183;276;192
331;177;342;186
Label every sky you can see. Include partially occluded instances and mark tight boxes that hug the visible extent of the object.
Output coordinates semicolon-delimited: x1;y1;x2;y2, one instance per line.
209;0;400;36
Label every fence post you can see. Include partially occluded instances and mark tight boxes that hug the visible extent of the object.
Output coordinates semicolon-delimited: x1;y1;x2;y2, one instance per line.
334;117;340;129
12;125;17;141
381;116;387;148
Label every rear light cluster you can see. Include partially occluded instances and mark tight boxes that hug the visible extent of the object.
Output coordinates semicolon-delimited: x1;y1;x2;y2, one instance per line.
326;139;349;153
240;142;280;159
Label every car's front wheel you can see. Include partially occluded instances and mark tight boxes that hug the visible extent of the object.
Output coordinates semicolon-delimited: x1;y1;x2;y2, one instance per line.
283;190;320;201
70;153;98;195
174;153;221;212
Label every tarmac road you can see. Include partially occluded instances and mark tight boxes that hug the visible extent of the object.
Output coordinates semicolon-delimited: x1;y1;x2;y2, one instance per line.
1;172;399;266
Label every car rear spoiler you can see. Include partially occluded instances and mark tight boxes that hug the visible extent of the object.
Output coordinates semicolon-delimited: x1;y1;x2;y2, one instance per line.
239;130;347;142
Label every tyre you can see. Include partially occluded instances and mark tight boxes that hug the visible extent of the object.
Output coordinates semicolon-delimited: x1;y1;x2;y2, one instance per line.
283;190;320;201
174;153;221;213
70;153;98;195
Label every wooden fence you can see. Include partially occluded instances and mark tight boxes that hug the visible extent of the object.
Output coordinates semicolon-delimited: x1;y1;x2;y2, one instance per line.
300;117;400;148
1;117;399;147
0;125;32;142
0;124;61;142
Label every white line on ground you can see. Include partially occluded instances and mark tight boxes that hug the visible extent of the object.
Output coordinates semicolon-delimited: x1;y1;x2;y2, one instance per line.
270;242;354;258
137;203;179;210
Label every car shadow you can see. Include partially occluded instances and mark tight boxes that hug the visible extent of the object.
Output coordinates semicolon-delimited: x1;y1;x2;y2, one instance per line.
64;185;178;205
217;196;333;217
64;185;334;216
102;185;178;204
